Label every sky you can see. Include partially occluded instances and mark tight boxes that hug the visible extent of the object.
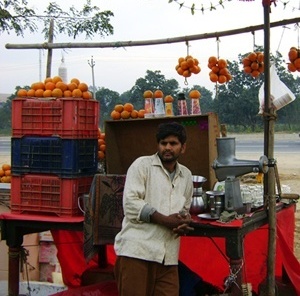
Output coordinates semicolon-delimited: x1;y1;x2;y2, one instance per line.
0;0;300;96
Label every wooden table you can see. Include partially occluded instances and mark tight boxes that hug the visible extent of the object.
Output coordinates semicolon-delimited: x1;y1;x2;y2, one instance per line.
0;213;84;296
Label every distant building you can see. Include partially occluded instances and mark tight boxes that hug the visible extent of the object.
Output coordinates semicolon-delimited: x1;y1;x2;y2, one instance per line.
0;93;10;108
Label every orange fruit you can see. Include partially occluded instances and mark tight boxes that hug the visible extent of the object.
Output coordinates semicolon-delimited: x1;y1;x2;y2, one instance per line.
143;90;153;99
219;68;229;76
180;61;189;70
56;81;68;92
114;104;124;113
99;144;106;152
31;82;45;91
82;91;92;100
287;63;297;72
130;110;139;118
44;77;53;84
5;176;11;183
218;75;227;84
4;170;11;176
100;132;105;140
43;89;52;97
190;65;201;74
124;103;134;112
258;64;264;73
78;82;88;92
186;58;195;68
218;59;227;69
52;76;62;84
17;89;27;97
0;169;4;177
178;57;185;64
121;110;131;119
164;95;174;103
138;109;145;118
67;82;77;91
251;70;260;78
97;128;101;139
244;66;252;74
45;81;56;91
72;89;82;98
242;58;251;67
52;88;63;98
98;138;105;147
209;73;218;83
208;56;218;66
257;53;264;63
111;110;121;120
154;90;164;98
226;74;232;81
189;90;201;99
1;176;8;183
294;58;300;69
27;89;36;97
35;89;44;97
2;164;11;171
98;151;105;160
248;52;257;62
211;66;219;74
251;62;259;70
70;78;80;86
177;67;184;75
182;70;191;78
63;90;72;97
288;49;298;62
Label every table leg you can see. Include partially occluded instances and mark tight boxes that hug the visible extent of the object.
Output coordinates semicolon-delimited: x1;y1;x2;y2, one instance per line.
230;258;243;296
8;247;20;296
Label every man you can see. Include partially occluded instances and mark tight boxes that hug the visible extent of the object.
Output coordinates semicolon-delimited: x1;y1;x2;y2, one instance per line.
114;122;194;296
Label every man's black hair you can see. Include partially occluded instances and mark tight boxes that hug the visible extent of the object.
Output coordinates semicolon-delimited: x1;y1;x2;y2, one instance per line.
156;122;187;145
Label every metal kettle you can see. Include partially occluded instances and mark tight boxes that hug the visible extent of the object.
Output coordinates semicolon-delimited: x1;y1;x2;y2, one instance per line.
189;176;207;215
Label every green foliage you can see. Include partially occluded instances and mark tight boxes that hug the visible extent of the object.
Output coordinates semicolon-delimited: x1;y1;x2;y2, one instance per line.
0;0;114;39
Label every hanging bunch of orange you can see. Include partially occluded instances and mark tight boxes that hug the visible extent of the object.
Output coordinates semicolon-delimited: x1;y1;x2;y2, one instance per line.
0;163;11;183
208;56;232;84
16;76;93;100
287;47;300;72
175;55;201;78
242;52;264;78
97;128;106;161
110;103;145;120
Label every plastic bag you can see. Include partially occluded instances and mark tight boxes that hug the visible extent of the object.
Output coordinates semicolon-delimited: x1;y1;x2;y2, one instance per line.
258;64;295;114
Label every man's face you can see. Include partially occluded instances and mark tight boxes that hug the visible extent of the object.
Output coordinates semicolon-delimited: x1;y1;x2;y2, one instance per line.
157;135;186;163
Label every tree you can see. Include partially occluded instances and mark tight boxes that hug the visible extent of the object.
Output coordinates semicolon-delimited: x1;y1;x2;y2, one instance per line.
94;87;120;129
0;0;114;39
125;70;180;111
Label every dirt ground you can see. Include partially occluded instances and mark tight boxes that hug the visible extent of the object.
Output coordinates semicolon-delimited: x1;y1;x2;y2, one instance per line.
1;133;299;261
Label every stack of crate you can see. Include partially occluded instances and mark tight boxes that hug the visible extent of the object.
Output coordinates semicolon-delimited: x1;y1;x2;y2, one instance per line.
10;97;99;217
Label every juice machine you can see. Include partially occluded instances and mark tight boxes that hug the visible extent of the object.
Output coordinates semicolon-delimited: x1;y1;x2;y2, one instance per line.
212;137;269;211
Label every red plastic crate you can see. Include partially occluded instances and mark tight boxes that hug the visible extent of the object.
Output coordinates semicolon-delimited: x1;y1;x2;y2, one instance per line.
10;174;93;216
12;97;99;138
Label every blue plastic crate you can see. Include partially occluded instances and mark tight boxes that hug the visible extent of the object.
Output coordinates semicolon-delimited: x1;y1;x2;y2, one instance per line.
12;137;98;177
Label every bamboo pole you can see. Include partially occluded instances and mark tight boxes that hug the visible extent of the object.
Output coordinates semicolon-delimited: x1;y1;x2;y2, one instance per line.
262;3;276;296
46;19;54;78
5;17;300;50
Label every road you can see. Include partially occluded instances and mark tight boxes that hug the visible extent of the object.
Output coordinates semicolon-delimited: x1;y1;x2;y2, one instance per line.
0;134;299;156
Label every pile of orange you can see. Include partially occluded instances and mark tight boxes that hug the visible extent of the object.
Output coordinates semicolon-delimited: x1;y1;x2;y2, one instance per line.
0;164;11;183
208;56;232;84
110;103;145;120
242;52;264;78
16;76;93;100
175;55;201;78
287;47;300;72
97;128;106;160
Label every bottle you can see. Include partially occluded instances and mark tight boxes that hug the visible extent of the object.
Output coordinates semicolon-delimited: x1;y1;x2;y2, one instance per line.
189;89;201;115
143;90;154;117
164;95;174;116
153;89;165;117
177;93;188;116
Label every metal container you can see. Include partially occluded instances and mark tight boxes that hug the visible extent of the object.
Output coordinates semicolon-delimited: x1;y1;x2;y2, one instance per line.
206;190;225;218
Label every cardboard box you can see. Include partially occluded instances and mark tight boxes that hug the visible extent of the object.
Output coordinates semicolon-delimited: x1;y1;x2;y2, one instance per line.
105;114;220;191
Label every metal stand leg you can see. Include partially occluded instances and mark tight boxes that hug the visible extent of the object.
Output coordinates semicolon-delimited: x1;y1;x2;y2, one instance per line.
230;258;243;296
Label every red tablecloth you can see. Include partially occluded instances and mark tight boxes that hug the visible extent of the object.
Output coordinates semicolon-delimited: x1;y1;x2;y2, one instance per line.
50;204;300;295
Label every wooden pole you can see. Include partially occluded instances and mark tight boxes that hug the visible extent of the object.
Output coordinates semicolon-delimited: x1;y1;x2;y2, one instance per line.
262;2;276;295
46;19;54;78
5;17;300;50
